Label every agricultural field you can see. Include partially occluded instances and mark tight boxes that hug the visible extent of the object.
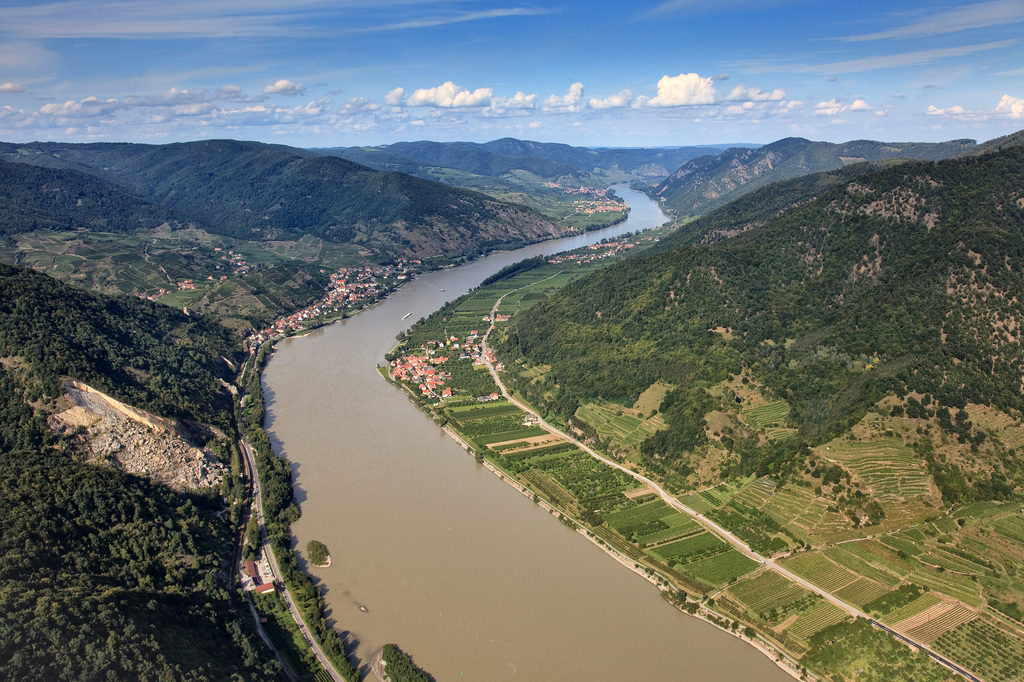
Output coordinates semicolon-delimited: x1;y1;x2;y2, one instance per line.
784;602;850;644
727;571;816;623
933;617;1024;682
682;549;759;588
816;437;934;507
575;401;667;451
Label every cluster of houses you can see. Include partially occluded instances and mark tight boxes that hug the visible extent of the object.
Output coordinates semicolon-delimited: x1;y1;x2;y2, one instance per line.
246;260;417;353
542;182;627;214
546;238;637;265
391;350;454;398
390;327;505;400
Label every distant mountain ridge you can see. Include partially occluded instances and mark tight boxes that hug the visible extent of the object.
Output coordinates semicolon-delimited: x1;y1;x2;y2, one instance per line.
321;137;725;184
653;136;976;217
0;139;565;260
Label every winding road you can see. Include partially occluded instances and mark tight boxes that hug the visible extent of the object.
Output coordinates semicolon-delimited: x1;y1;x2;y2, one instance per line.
239;438;345;682
478;290;982;682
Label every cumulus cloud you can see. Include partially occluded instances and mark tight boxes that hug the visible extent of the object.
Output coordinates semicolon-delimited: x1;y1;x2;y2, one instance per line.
408;81;492;107
543;82;584;112
995;94;1024;117
339;97;379;115
0;82;24;93
264;79;306;95
635;73;715;107
814;98;873;115
589;89;633;109
726;85;785;101
40;96;120;117
926;104;967;116
384;87;405;106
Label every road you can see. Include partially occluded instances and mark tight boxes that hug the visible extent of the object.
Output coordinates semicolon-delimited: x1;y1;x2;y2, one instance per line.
239;438;346;682
478;292;981;682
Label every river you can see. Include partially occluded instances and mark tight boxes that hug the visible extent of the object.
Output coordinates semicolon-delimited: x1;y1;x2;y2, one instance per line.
262;184;790;680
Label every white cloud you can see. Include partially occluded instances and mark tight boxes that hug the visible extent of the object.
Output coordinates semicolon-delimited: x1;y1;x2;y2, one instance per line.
840;1;1024;42
338;96;379;115
384;87;405;106
264;79;306;95
926;104;967;117
635;73;716;107
726;85;785;101
503;91;537;108
0;82;24;93
995;94;1024;117
777;100;804;112
589;89;633;109
40;96;120;117
408;81;492;107
543;82;584;112
814;98;873;115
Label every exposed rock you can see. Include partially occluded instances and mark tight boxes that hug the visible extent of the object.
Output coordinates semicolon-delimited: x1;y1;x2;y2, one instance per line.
50;381;227;491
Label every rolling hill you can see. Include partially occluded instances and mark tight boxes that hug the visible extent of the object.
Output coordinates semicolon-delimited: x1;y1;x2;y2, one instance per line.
0;139;565;261
497;140;1024;503
652;136;976;217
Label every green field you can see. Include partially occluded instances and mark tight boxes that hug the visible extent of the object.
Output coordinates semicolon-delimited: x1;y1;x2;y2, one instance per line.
784;602;850;644
933;617;1024;682
681;549;758;587
727;570;814;620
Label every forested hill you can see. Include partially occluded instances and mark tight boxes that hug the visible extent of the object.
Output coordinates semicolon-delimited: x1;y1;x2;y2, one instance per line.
0;159;182;237
653;136;975;217
0;263;276;679
0;263;237;429
497;142;1024;500
322;137;721;183
0;139;565;260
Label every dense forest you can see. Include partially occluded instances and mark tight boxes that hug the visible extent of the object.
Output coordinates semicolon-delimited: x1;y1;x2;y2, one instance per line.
0;159;181;238
0;140;565;261
653;136;976;217
0;264;277;679
0;264;238;429
498;143;1024;500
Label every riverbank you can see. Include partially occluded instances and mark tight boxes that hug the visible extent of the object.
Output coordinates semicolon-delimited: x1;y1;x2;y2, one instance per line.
381;359;807;682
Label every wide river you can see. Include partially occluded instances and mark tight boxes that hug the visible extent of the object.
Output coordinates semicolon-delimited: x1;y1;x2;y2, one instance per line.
263;185;789;680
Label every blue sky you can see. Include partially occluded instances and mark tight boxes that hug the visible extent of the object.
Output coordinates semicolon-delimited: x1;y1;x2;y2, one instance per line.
0;0;1022;147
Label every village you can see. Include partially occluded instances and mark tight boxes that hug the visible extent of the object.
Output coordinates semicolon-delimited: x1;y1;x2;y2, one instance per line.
543;182;627;214
389;319;511;401
545;236;638;265
246;260;417;353
137;247;257;301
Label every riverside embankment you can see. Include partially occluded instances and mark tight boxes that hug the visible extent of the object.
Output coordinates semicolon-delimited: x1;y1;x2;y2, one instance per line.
262;185;791;681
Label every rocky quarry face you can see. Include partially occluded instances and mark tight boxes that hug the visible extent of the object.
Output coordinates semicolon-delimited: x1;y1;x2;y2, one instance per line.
50;382;227;492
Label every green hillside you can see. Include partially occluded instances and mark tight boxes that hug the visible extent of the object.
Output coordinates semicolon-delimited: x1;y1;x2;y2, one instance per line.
653;136;975;217
0;159;182;237
498;143;1024;500
0;264;275;679
0;139;564;261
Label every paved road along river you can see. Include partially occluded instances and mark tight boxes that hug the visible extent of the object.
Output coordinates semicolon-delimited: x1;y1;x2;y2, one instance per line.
262;185;791;680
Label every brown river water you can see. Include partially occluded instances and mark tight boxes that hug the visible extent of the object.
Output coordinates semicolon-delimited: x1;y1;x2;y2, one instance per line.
262;185;790;680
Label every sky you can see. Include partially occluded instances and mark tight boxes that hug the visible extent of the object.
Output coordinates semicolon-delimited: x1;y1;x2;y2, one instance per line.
0;0;1022;148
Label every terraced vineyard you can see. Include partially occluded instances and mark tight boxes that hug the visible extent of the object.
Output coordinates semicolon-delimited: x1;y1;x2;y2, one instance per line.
933;617;1024;682
898;601;978;643
784;602;849;644
816;438;933;505
575;401;667;450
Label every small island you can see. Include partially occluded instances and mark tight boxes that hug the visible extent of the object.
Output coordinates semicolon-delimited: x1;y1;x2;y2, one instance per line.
306;540;331;567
